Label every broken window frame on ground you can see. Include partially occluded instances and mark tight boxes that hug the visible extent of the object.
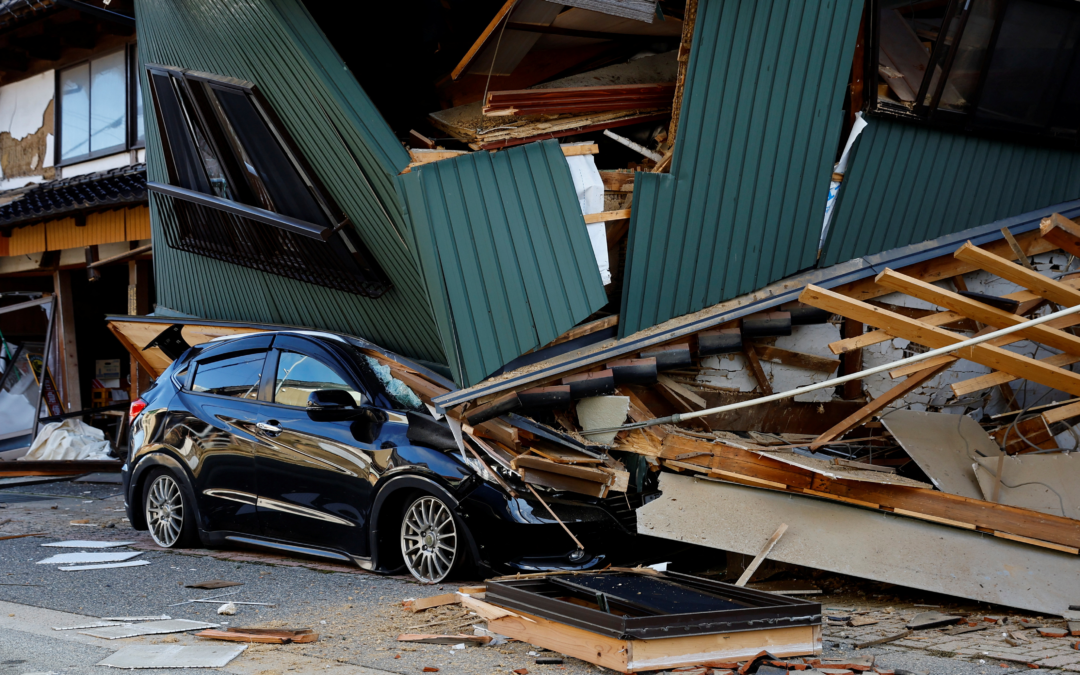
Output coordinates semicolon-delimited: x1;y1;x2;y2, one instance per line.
868;0;1080;145
144;64;392;298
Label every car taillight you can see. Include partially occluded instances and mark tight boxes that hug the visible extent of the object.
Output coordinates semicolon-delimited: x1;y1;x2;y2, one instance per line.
129;398;148;422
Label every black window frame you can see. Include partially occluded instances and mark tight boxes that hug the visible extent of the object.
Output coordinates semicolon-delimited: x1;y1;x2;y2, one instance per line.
865;0;1080;148
55;42;142;167
144;63;392;298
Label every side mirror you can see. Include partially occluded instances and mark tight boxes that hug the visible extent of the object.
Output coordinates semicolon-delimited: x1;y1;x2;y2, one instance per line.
307;389;358;409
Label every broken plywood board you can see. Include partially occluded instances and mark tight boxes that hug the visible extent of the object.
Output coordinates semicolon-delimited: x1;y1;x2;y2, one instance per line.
98;644;246;669
576;395;630;444
82;619;219;639
973;453;1080;519
881;410;1001;499
752;451;931;488
637;473;1080;615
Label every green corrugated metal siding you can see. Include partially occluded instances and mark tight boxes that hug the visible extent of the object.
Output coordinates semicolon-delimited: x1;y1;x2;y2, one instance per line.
618;0;863;338
399;141;608;386
137;0;443;362
820;119;1080;266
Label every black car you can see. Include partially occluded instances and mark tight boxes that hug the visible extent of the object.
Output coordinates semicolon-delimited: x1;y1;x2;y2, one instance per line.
124;329;655;583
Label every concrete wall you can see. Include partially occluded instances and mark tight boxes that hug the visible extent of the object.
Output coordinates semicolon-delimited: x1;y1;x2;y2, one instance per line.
0;70;55;190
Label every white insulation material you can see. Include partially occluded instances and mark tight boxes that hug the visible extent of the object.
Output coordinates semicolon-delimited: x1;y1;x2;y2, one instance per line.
564;147;611;285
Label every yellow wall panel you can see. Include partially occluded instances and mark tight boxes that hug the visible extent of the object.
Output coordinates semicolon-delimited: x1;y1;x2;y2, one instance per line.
126;206;151;241
9;222;46;255
85;210;127;246
45;218;83;251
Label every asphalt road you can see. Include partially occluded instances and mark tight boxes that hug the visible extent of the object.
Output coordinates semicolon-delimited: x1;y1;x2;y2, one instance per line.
0;478;1067;675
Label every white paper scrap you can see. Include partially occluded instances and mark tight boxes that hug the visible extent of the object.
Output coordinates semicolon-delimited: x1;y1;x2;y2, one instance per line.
37;551;141;565
60;560;151;571
42;540;135;548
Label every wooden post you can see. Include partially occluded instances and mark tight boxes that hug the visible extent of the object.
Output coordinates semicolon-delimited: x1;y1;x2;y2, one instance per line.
128;259;151;400
52;270;81;412
841;319;863;400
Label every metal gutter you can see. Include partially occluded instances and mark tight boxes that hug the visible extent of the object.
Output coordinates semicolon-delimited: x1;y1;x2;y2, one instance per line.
434;199;1080;408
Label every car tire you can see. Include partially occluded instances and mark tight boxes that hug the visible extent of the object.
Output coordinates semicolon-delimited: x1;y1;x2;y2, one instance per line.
399;493;469;584
142;468;198;548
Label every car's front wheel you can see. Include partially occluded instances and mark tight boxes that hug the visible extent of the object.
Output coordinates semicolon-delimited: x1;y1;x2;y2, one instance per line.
400;494;464;583
142;469;197;548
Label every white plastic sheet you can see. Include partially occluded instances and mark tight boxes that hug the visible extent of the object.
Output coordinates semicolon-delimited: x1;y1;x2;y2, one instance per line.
20;418;113;461
820;113;869;249
564;147;611;285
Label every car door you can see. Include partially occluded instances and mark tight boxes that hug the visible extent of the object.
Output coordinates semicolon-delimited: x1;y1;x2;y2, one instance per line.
253;335;392;555
172;335;273;535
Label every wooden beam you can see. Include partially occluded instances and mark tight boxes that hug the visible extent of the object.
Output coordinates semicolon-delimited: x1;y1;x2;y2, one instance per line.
1040;213;1080;258
128;259;151;399
88;243;152;268
52;270;80;412
1041;398;1080;424
753;344;840;374
841;319;863;399
799;284;1080;396
831;230;1059;303
828;279;1080;355
583;209;631;224
0;295;51;316
451;0;516;80
734;523;788;586
742;345;772;395
561;143;599;157
544;314;618;348
875;268;1080;355
951;352;1080;397
954;242;1080;307
810;364;947;450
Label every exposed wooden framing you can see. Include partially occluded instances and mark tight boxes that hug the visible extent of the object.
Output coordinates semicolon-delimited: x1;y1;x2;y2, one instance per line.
1039;213;1080;258
954;242;1080;306
88;243;152;268
829;281;1080;354
583;209;631;224
659;435;1080;552
841;319;863;399
753;344;840;374
992;416;1056;454
484;84;674;117
876;269;1080;355
451;0;516;80
809;364;948;450
656;374;706;408
128;259;151;399
1040;398;1080;424
743;345;772;395
0;295;51;316
545;314;618;348
799;285;1080;397
831;230;1057;303
1000;228;1035;270
561;143;599;156
52;270;80;412
734;523;788;586
951;352;1080;396
667;0;699;146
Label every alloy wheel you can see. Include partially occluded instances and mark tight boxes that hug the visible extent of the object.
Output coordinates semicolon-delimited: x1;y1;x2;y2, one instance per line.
146;474;185;547
401;495;458;583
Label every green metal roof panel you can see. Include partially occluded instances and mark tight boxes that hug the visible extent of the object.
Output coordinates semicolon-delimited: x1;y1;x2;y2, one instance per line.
819;118;1080;266
136;0;443;363
618;0;863;338
400;141;608;387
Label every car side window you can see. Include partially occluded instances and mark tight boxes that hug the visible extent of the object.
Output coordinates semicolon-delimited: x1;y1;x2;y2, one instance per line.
190;351;265;399
274;350;365;408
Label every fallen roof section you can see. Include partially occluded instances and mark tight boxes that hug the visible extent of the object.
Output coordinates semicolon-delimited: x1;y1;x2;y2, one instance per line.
640;472;1080;615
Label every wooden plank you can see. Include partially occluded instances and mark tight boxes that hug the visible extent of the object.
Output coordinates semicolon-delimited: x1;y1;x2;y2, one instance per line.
876;269;1080;355
1040;399;1080;424
599;170;635;192
194;630;318;644
53;270;80;411
666;0;698;145
841;319;863;399
561;143;599;157
659;435;1080;552
488;610;629;672
583;209;632;224
994;531;1080;555
451;0;516;80
651;382;711;431
544;314;619;347
656;374;706;408
524;441;603;465
1040;213;1080;258
734;523;788;586
951;353;1080;396
991;416;1056;455
891;508;976;530
954;242;1080;306
518;466;608;497
753;345;840;374
830;230;1059;303
409;593;461;612
799;284;1080;397
809;364;948;450
743;345;772;395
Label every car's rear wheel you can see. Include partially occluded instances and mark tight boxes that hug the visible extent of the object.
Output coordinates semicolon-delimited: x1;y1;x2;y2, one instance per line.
400;494;462;583
143;469;197;548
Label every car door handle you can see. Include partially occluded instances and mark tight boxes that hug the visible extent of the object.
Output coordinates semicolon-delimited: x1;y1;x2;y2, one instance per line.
257;421;282;434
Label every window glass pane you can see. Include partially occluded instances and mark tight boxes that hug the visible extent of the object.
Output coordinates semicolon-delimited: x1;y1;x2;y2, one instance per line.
360;355;424;412
60;63;90;160
90;51;126;153
212;88;330;225
149;73;211;194
976;0;1080;132
877;5;934;107
191;352;264;399
134;56;144;143
938;0;1001;112
274;351;364;407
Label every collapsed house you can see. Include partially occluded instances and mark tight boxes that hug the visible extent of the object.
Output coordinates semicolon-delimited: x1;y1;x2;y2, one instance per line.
5;0;1079;617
